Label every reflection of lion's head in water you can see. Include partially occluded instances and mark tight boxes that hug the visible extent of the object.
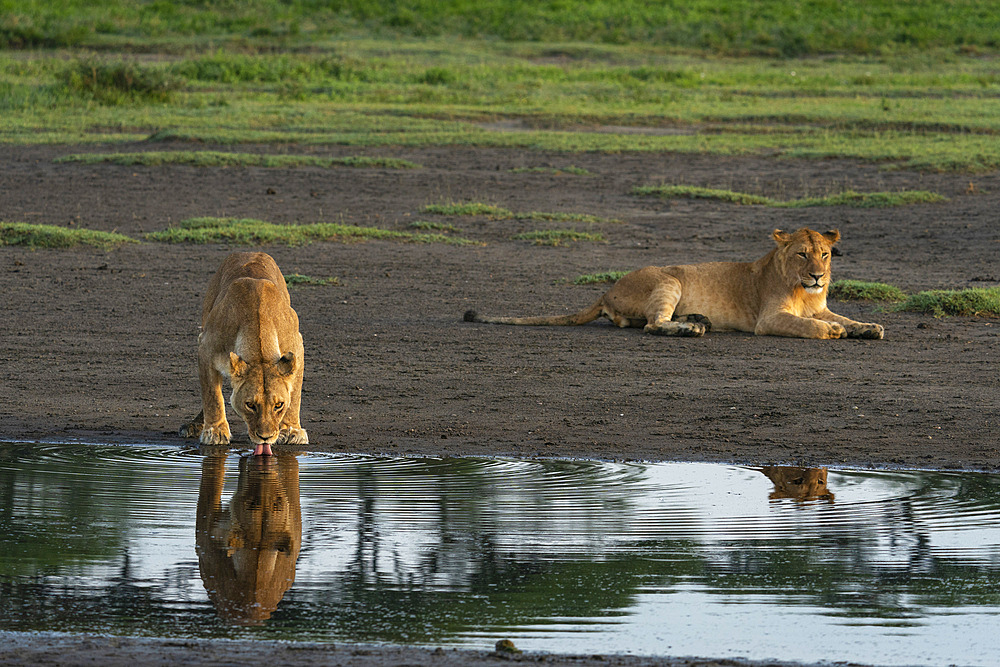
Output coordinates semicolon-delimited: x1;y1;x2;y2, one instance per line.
196;453;302;624
759;466;835;502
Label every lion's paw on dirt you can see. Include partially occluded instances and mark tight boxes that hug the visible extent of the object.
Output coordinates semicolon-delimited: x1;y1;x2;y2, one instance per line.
847;323;885;340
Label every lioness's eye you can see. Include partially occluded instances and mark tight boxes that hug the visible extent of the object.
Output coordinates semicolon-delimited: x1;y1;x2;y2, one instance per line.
797;252;807;258
245;401;256;412
274;402;284;412
822;252;830;259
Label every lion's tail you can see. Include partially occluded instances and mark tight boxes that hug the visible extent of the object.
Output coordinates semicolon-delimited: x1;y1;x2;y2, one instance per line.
464;299;603;327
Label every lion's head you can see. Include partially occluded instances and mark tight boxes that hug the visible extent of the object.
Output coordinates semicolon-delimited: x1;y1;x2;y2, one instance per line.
229;351;297;446
772;228;840;294
760;466;835;502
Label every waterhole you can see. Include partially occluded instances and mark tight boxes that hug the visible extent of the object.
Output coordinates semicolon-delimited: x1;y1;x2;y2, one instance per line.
1;442;998;666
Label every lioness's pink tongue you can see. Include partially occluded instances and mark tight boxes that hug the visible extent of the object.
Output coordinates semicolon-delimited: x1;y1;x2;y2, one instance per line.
253;442;273;456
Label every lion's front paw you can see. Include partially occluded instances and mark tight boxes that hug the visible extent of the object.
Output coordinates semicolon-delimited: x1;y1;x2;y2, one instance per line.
200;423;231;446
847;323;884;340
278;426;309;445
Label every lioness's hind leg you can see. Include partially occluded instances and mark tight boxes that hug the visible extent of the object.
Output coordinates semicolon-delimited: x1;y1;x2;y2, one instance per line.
179;410;205;439
645;321;706;337
643;278;704;336
673;313;712;332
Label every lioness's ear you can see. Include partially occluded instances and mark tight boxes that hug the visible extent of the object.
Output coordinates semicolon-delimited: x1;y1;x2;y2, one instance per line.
772;229;791;245
229;352;248;378
277;351;295;376
822;229;841;245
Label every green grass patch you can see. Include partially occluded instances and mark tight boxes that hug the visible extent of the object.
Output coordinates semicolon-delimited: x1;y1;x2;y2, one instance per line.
512;229;605;246
634;185;772;205
511;165;593;176
829;279;907;302
284;273;340;286
58;60;181;105
409;220;458;232
893;287;1000;318
0;221;137;250
573;270;629;285
56;151;421;169
423;201;618;223
634;185;947;208
423;202;512;217
4;1;999;57
146;217;479;246
6;26;1000;171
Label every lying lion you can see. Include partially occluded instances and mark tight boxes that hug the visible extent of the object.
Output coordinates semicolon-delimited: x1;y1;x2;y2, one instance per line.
180;252;308;455
466;228;884;340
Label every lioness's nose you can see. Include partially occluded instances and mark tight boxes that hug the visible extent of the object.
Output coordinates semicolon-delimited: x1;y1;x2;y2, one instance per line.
810;272;823;280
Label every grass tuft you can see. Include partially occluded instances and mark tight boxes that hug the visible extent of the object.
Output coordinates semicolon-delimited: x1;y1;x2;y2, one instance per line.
56;151;421;170
573;270;629;285
893;287;1000;318
512;229;604;246
633;185;773;205
423;202;512;217
284;273;340;286
633;185;947;208
0;221;137;250
145;217;479;246
409;220;458;232
58;60;181;105
829;280;906;302
424;201;619;223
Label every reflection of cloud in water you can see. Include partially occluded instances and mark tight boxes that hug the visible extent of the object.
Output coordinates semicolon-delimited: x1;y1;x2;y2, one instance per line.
196;453;301;624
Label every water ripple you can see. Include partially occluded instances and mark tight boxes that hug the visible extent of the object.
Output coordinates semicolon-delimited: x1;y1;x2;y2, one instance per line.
2;443;999;666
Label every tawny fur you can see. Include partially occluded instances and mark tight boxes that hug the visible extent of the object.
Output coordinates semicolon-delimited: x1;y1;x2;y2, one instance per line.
180;252;308;449
465;228;884;340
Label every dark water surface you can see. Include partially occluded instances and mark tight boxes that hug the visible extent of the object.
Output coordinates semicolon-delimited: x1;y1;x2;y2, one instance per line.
1;442;998;666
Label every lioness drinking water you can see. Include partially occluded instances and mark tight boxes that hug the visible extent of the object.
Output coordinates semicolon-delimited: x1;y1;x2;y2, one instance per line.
180;252;308;455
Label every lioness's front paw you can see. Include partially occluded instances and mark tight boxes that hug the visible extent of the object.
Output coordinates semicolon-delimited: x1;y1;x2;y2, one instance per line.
847;323;884;340
278;426;309;445
200;423;231;446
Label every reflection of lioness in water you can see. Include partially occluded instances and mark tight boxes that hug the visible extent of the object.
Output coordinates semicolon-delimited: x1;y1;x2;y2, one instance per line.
466;228;884;340
759;466;835;502
196;454;302;624
180;252;307;455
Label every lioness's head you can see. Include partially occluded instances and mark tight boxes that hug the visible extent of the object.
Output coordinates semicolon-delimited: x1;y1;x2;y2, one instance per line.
228;351;297;447
760;466;835;502
772;228;840;294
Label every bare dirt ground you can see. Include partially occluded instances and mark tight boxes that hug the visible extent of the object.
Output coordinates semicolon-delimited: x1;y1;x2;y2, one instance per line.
1;142;998;665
